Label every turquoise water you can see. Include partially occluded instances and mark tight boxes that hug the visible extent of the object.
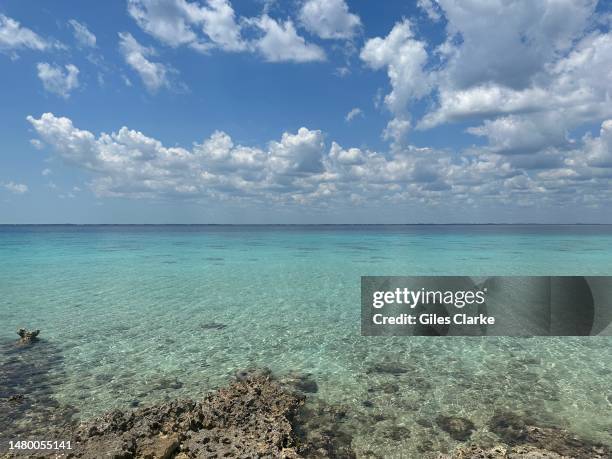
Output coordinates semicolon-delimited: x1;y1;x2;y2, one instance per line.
1;225;611;457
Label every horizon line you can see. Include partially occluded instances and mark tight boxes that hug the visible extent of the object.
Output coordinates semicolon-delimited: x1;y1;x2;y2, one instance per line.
1;223;611;226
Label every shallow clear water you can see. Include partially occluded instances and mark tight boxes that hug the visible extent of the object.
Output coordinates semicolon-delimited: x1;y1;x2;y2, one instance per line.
1;225;611;457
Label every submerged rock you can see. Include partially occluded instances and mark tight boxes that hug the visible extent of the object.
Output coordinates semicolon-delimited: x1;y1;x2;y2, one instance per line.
365;362;408;376
199;322;227;331
385;425;411;442
0;338;77;448
489;411;529;444
234;366;272;381
150;376;184;391
293;399;356;459
440;412;610;459
17;328;40;345
279;371;319;394
436;415;476;441
7;393;25;404
380;382;400;393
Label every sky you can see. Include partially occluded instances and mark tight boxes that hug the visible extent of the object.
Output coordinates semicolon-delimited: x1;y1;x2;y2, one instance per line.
0;0;611;223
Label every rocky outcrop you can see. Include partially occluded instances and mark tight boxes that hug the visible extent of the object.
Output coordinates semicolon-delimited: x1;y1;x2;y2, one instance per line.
182;369;304;457
4;366;608;459
439;411;610;459
63;370;305;458
66;400;202;458
17;328;40;345
16;368;358;459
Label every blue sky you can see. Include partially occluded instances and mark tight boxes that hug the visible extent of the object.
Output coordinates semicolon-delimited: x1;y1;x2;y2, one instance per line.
1;0;611;223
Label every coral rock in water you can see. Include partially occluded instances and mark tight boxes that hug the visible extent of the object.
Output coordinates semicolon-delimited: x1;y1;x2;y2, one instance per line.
17;328;40;345
439;412;610;459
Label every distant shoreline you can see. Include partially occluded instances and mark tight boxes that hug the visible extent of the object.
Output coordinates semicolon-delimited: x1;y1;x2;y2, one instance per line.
1;223;612;227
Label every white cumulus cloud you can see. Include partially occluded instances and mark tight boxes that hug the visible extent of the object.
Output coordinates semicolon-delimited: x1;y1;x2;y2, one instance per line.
127;0;328;63
299;0;361;40
0;14;50;54
127;0;245;52
251;15;326;63
360;0;612;162
196;0;246;51
360;20;431;112
360;20;430;145
36;63;80;98
118;32;172;92
436;0;596;90
582;119;612;168
26;113;612;211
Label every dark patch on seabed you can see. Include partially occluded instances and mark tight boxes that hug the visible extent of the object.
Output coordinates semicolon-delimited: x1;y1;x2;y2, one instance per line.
0;338;77;450
199;322;227;330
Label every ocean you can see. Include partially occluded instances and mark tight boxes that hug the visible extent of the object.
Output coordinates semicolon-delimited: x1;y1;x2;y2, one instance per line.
1;225;611;456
